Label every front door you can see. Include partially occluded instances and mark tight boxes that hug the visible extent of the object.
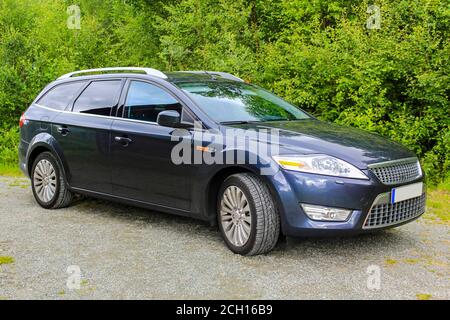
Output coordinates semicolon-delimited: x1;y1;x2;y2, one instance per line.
110;80;194;211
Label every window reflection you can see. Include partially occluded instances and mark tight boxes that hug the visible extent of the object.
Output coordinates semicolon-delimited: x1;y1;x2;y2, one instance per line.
73;80;121;116
124;81;182;123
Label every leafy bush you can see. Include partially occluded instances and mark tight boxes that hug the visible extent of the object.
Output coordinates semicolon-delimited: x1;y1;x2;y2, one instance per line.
0;0;448;184
0;126;19;167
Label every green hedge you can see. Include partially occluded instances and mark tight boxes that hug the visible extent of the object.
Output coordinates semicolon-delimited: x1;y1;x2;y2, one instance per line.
0;126;18;167
0;0;448;184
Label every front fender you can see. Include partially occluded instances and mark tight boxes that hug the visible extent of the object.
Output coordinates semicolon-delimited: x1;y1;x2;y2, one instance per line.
196;148;282;221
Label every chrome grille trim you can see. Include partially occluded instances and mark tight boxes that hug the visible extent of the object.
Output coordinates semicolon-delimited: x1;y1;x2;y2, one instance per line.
363;193;426;229
368;157;422;185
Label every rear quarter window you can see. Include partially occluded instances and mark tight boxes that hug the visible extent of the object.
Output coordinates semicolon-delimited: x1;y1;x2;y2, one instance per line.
37;81;86;110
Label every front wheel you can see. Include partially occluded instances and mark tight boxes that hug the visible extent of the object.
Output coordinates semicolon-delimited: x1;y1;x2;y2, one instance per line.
217;173;280;256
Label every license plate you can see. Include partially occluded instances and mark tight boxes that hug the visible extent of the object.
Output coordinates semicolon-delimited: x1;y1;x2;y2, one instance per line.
391;182;423;204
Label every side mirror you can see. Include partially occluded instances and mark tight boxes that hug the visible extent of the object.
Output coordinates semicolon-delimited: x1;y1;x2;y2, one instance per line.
157;110;181;127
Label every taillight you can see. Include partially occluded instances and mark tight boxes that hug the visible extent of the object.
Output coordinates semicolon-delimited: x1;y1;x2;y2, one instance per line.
19;113;26;128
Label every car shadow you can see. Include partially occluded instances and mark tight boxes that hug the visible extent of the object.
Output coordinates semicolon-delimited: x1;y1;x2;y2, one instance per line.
71;195;216;231
276;229;420;258
70;195;421;258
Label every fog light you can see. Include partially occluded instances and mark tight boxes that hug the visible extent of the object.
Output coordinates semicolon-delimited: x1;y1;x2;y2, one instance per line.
300;203;352;222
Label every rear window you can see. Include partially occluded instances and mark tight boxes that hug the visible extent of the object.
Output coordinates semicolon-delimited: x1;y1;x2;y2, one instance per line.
73;80;122;116
37;81;85;110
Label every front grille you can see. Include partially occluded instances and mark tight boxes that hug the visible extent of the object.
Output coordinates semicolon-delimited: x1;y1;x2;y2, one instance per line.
363;193;426;229
369;158;421;185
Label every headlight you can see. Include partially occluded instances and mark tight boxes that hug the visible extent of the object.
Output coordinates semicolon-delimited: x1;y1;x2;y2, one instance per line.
273;154;368;180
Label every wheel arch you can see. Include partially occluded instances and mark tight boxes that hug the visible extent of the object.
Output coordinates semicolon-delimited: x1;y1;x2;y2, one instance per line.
204;165;282;226
26;133;70;183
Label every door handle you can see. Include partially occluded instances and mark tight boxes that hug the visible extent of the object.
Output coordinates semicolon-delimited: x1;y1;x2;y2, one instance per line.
57;126;70;136
114;136;132;147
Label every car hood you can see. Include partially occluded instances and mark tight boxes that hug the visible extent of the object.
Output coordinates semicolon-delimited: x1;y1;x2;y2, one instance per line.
224;120;416;169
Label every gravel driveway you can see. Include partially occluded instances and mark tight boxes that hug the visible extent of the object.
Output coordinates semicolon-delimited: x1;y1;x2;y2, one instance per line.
0;176;448;300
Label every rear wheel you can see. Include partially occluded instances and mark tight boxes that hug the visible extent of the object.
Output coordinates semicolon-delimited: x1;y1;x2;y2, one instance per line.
31;152;73;209
217;173;280;256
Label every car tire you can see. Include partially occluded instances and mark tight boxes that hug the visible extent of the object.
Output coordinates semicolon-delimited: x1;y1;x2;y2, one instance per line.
31;151;73;209
217;173;280;256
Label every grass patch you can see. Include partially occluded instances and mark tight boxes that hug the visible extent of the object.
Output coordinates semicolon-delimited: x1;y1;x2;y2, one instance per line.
435;178;450;192
424;178;450;224
403;258;420;264
416;293;432;300
0;256;15;265
384;259;397;266
8;177;29;188
0;164;23;177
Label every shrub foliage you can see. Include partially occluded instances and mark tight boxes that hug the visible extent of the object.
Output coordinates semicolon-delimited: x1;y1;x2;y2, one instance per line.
0;0;448;183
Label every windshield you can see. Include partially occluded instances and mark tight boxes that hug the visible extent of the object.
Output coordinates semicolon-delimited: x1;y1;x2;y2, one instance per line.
177;81;311;123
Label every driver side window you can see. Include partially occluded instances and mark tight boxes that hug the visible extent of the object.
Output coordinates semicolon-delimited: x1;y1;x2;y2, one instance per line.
123;81;183;123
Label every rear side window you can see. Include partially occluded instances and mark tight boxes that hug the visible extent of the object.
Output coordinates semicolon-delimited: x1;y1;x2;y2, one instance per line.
38;82;85;110
73;80;122;116
123;81;182;123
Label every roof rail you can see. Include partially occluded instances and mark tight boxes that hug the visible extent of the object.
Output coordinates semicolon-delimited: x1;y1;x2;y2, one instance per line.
181;71;244;82
58;67;167;80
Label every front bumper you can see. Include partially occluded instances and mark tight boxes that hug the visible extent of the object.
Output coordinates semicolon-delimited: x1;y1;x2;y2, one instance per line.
267;168;425;237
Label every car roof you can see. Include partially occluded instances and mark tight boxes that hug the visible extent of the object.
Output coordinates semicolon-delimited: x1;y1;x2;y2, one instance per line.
54;68;244;85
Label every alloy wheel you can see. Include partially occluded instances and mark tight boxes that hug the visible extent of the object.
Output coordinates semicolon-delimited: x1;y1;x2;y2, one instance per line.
33;159;57;203
219;186;252;247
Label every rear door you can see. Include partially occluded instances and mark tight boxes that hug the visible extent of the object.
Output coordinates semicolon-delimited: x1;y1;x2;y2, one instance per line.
110;80;194;210
52;79;124;193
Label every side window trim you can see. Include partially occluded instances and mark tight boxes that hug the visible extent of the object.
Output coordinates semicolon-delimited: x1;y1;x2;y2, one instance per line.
38;78;200;125
118;79;132;119
111;79;127;117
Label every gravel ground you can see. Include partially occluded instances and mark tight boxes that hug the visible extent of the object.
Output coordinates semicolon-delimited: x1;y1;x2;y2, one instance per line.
0;176;448;300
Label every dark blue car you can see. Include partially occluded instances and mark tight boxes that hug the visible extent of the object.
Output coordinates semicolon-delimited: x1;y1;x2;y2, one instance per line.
19;67;426;255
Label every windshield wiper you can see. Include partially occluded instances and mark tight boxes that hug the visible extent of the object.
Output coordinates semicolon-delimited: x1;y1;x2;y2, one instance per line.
219;120;263;125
